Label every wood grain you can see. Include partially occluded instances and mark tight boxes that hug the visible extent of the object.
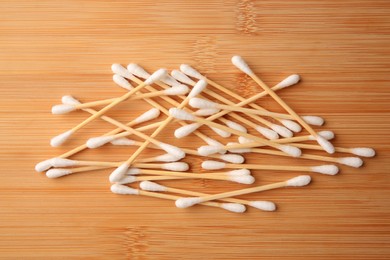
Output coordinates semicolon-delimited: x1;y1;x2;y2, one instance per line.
1;0;390;259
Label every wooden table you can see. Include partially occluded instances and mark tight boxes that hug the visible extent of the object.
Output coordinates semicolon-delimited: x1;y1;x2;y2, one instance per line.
1;1;389;259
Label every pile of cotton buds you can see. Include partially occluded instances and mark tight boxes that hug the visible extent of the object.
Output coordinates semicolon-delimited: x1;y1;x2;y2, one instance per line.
35;56;375;213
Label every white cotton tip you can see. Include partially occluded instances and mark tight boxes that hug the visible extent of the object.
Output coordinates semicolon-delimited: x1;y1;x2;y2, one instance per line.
51;104;76;115
311;165;339;175
126;168;141;175
171;70;196;85
210;126;231;138
110;138;136;146
317;136;335;154
231;56;253;75
318;130;335;140
350;148;376;157
139;181;167;192
229;175;255;184
279;145;302;157
276;74;300;89
164;84;189;95
219;154;245;164
116;176;137;185
50;130;73;147
204;137;226;154
87;136;115;149
50;158;76;167
110;184;139;195
175;197;202;208
134;108;160;124
193;108;221;116
238;136;254;144
255;126;279;140
127;63;150;79
286;175;312;187
109;163;130;183
338;157;363;168
270;124;293;138
169;108;195;121
179;64;204;80
226;169;251;176
174;123;201;138
189;97;216;109
202;160;226;170
198;145;223;156
280;119;302;133
62;95;81;105
187;79;207;98
161;74;181;87
225;120;247;133
227;142;252;153
35;159;53;172
158;143;186;159
144;69;167;85
249;201;276;211
161;162;189;172
46;169;73;178
153;153;180;162
220;203;246;213
111;64;133;79
113;74;133;90
302;116;324;126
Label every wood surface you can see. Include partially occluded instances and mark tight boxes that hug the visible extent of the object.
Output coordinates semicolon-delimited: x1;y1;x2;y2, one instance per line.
1;0;390;259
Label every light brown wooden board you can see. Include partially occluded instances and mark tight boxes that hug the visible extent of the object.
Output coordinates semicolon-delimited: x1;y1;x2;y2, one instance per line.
1;0;390;259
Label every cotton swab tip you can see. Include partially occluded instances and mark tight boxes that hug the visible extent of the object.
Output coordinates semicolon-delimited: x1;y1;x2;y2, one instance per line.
140;181;167;192
231;56;253;75
50;158;76;167
318;130;335;140
61;95;81;105
210;126;231;138
270;124;293;138
169;108;195;121
238;136;254;144
111;184;139;195
302;115;324;126
189;97;216;109
201;160;226;170
276;74;300;88
255;126;279;140
46;169;72;178
188;79;207;98
161;162;189;172
116;176;137;185
144;69;167;85
110;138;136;146
198;145;222;156
50;130;73;147
193;108;220;116
134;108;161;124
52;104;76;115
179;64;204;80
111;64;133;79
219;154;245;164
225;120;247;133
127;63;150;79
249;201;276;211
35;159;53;172
350;147;376;157
175;197;202;208
158;143;186;159
286;175;312;187
113;74;133;90
229;175;255;184
109;163;130;183
126;168;141;175
279;145;302;157
153;153;180;162
311;165;339;175
164;84;189;95
220;203;246;213
227;169;251;176
86;136;115;149
316;136;335;154
171;69;196;85
338;157;363;168
280;119;302;133
174;123;201;139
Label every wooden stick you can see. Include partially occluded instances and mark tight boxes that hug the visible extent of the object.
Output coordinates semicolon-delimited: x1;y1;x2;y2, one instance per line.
207;163;319;172
232;56;334;153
